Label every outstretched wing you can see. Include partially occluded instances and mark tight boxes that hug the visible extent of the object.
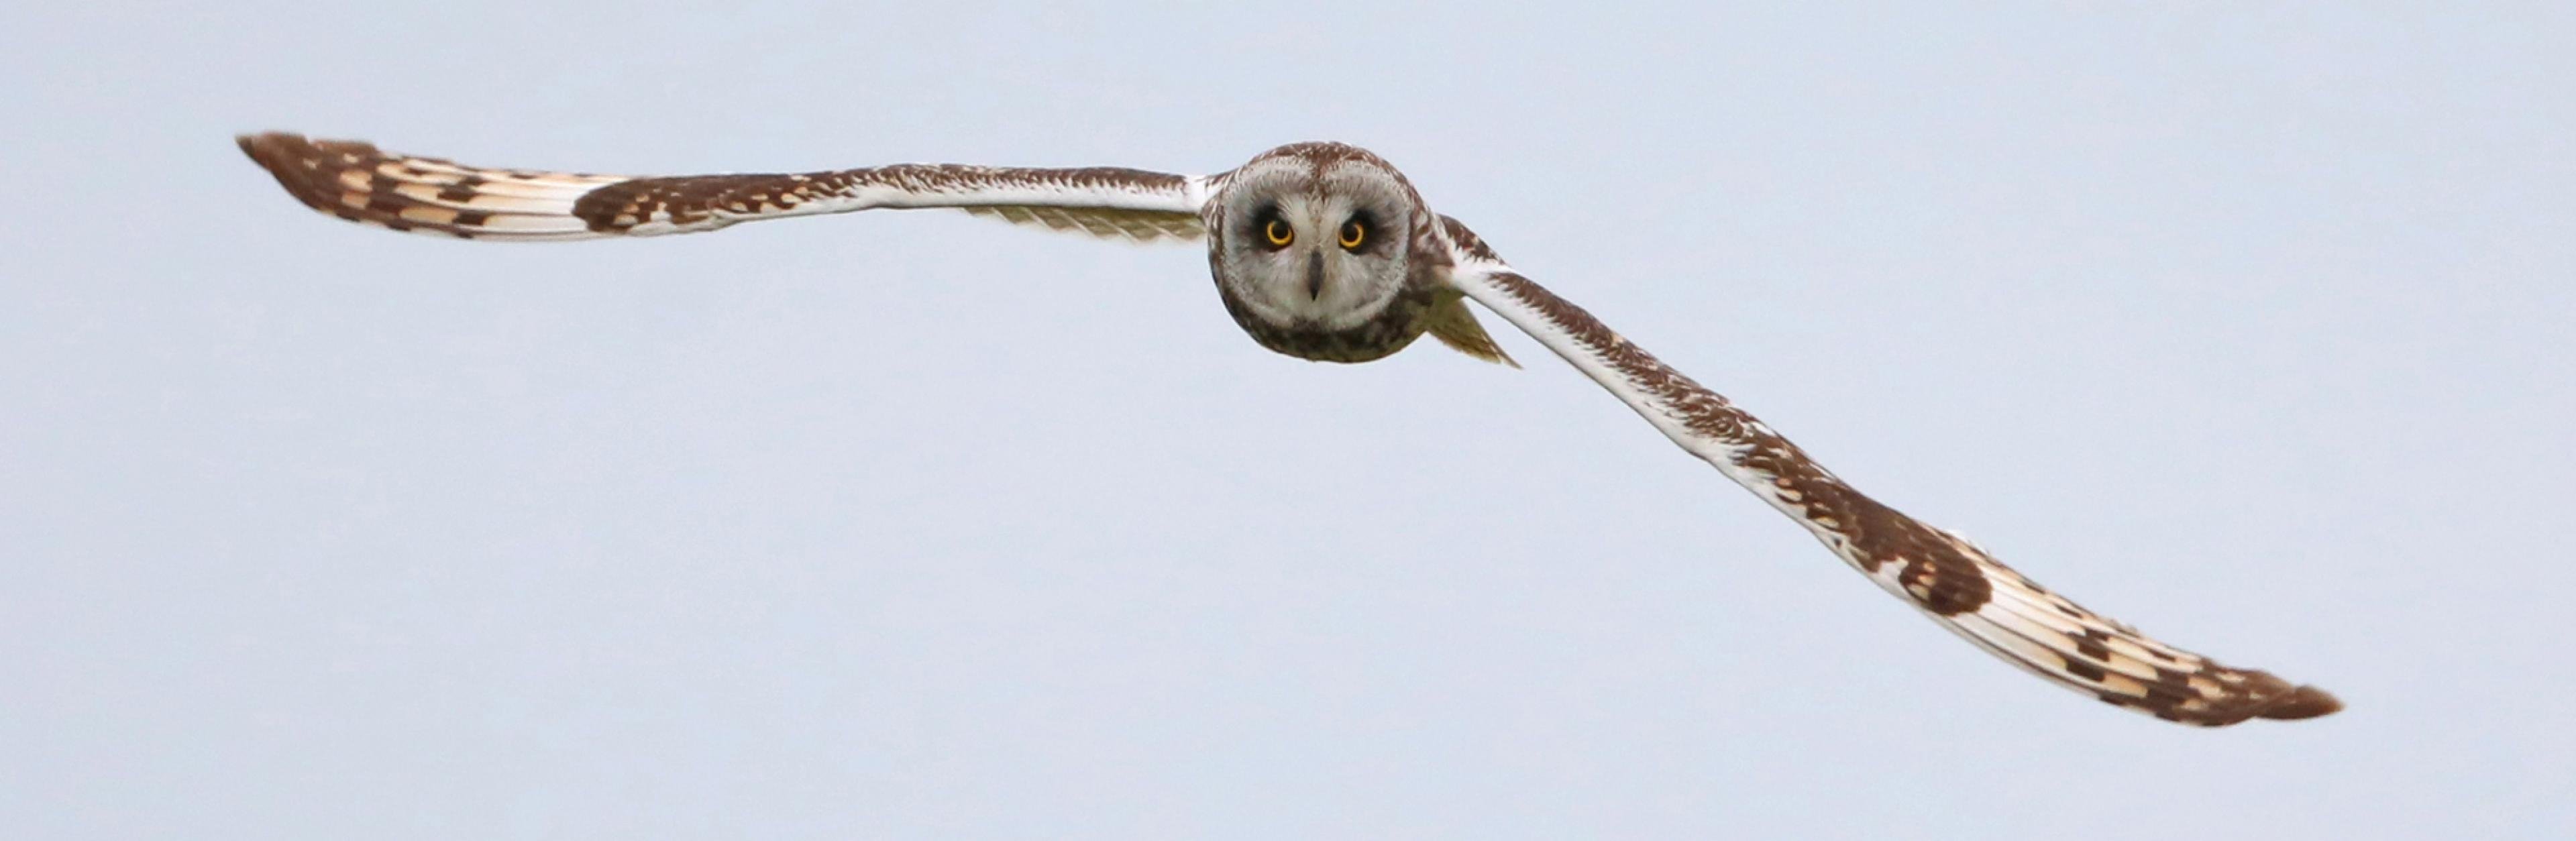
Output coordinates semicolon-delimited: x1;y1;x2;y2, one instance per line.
235;132;1213;243
1438;217;2337;726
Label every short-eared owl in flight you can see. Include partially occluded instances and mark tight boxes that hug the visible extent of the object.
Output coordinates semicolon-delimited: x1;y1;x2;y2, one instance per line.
237;132;2339;726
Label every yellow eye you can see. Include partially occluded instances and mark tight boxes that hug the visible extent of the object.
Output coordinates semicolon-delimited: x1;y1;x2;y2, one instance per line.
1263;219;1294;247
1338;219;1367;249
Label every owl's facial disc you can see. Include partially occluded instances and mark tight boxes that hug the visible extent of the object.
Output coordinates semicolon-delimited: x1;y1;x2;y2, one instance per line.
1218;170;1412;331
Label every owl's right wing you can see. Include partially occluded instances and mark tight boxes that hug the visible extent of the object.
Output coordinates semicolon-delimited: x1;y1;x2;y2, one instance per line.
1436;216;2338;726
236;132;1216;243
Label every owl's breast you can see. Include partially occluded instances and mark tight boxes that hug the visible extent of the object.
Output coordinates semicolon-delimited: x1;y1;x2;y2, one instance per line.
1213;282;1436;363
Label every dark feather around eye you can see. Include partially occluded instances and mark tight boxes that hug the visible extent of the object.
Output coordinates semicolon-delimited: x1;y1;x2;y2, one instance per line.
1246;203;1283;239
1338;210;1377;250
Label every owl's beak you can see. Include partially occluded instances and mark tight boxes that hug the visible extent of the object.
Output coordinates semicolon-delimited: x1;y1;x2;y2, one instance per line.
1303;251;1326;300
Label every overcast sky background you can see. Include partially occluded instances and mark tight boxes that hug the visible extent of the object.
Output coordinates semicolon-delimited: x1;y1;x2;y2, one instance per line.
5;3;2571;839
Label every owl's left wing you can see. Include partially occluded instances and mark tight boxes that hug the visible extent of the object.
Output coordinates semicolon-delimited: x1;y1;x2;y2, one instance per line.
237;132;1214;242
1436;217;2339;727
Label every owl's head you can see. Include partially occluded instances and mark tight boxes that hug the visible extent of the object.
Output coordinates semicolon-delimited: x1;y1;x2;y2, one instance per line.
1208;143;1434;331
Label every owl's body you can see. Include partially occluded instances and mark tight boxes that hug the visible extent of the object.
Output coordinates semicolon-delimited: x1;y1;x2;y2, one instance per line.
237;131;2339;727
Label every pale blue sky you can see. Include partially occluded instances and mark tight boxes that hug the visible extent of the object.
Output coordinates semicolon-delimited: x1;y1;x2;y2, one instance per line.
5;3;2571;838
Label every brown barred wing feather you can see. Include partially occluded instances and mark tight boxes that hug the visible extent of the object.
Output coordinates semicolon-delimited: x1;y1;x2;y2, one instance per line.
237;132;1210;243
236;133;615;240
1438;216;2337;726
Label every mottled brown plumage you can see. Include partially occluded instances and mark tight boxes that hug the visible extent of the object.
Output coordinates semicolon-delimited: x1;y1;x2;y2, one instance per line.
236;131;2337;726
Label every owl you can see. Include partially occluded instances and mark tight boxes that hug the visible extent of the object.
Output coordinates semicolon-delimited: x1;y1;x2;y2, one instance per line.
238;132;2339;726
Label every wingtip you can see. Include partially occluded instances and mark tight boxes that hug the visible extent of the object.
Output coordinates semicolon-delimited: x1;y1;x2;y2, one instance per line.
235;131;332;187
2257;685;2343;720
235;130;307;161
234;131;331;212
236;131;277;166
